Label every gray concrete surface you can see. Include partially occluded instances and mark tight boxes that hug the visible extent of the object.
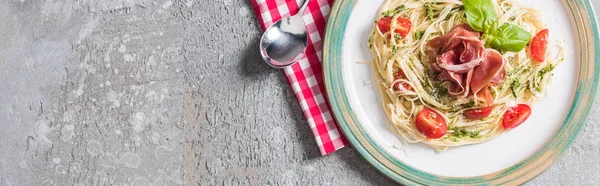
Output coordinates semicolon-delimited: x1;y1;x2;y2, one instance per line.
0;0;597;185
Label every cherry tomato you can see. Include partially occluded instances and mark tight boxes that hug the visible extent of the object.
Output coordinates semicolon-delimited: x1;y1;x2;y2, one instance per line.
393;70;412;91
502;104;532;130
415;107;447;138
464;106;494;120
377;17;412;39
530;29;549;62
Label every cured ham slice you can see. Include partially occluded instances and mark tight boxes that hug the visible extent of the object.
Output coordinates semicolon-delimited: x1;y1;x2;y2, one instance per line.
426;24;507;102
471;49;507;96
426;24;482;62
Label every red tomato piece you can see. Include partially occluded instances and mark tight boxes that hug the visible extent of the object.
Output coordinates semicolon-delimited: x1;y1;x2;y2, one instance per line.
464;106;494;120
377;17;393;33
415;107;448;138
502;104;532;130
394;17;412;39
377;17;412;39
393;70;412;91
530;29;549;62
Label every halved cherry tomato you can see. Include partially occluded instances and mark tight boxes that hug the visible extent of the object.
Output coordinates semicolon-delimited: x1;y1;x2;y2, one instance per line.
393;70;412;91
502;104;532;130
530;29;549;62
415;107;447;138
377;17;412;39
464;106;494;120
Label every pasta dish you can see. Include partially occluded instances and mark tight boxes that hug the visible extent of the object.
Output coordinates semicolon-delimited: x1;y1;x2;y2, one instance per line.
368;0;564;150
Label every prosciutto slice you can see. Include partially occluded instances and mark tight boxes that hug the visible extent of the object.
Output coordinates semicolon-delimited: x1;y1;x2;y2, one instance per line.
426;24;507;102
426;24;482;63
471;49;507;96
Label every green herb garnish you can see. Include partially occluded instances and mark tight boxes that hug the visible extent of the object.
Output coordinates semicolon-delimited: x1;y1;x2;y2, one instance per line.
414;31;425;40
538;64;556;77
510;79;521;98
484;24;533;52
451;127;481;138
382;5;407;17
464;0;497;32
424;3;434;20
463;100;476;108
463;0;532;52
534;64;556;92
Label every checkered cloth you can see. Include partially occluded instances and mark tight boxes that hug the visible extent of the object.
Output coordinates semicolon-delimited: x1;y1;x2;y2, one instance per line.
250;0;348;155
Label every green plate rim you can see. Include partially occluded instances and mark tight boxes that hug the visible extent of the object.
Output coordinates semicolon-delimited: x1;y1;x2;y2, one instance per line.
323;0;600;185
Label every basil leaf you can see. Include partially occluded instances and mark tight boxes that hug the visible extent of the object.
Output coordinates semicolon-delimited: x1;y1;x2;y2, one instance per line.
463;0;498;32
483;24;533;52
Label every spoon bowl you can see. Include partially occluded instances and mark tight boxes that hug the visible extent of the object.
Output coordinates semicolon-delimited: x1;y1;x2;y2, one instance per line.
259;1;310;68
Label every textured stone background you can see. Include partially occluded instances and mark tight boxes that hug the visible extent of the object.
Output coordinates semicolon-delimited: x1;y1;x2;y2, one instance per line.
0;0;597;185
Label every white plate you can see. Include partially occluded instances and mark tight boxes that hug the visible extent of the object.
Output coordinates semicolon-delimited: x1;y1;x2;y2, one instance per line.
324;0;599;184
346;0;578;177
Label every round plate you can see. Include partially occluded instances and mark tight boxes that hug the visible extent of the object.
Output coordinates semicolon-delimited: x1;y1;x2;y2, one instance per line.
323;0;599;185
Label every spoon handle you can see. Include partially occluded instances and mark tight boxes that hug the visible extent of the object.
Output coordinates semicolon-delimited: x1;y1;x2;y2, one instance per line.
298;0;310;15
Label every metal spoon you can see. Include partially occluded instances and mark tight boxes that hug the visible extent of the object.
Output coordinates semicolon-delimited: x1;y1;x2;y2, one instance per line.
259;0;310;68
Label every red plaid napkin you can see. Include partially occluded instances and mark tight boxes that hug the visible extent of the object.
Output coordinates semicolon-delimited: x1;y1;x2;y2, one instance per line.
251;0;348;155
